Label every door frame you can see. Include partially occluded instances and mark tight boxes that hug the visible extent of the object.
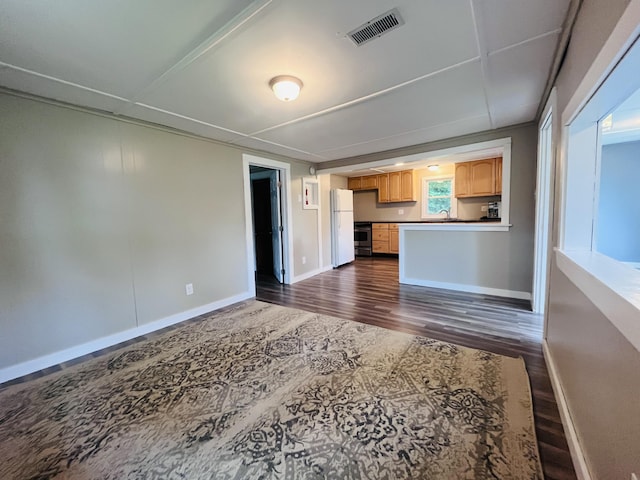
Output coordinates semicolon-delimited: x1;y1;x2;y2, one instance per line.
243;154;294;292
533;88;557;316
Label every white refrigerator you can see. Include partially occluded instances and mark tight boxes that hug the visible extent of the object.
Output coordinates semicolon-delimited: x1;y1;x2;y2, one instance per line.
331;188;355;267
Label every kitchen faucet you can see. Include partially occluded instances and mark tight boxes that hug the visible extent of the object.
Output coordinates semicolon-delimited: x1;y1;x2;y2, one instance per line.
439;209;450;220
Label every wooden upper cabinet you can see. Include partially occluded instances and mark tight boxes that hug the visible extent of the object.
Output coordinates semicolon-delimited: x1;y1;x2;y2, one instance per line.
361;175;378;190
388;172;402;202
455;157;502;198
455;163;471;197
348;169;414;203
378;173;390;202
469;159;496;196
348;177;361;190
401;170;415;201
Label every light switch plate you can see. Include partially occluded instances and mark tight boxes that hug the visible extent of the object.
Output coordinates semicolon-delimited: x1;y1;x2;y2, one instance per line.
185;283;194;295
398;209;404;215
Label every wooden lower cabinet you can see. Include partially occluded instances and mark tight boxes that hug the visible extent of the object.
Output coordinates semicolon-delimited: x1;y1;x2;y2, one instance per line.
389;224;399;253
372;223;398;254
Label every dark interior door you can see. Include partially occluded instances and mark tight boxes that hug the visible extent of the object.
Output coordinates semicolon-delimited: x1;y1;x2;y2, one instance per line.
252;178;274;275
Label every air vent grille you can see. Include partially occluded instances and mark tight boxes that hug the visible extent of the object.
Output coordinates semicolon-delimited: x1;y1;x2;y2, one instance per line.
348;8;404;46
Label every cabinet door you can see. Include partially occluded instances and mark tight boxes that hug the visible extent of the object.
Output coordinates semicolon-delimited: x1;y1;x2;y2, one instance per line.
455;163;470;197
495;158;502;194
389;171;401;202
361;175;378;190
378;174;389;202
348;177;361;190
401;170;415;201
469;159;496;196
389;224;399;253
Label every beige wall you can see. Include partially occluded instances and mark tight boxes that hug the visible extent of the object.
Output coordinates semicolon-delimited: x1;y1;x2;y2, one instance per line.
547;265;640;479
0;92;318;371
545;0;640;477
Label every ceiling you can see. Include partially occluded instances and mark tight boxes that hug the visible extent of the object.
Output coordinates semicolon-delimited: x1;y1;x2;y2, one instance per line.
0;0;570;163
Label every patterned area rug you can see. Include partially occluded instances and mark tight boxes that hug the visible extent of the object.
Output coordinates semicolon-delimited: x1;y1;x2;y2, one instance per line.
0;301;543;479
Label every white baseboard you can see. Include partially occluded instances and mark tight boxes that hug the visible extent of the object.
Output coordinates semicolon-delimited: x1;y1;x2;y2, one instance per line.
543;341;592;480
0;291;254;384
399;276;531;301
291;265;333;284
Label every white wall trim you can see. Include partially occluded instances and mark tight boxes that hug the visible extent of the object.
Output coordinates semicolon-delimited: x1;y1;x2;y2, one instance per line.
243;154;295;287
562;0;640;126
398;223;511;232
399;276;531;301
543;341;593;480
556;249;640;352
291;265;333;284
0;291;254;384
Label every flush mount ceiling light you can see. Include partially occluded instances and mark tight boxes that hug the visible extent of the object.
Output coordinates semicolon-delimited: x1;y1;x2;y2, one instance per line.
427;164;440;171
269;75;303;102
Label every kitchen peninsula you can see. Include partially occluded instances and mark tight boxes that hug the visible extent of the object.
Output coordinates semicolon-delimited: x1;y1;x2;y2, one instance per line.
345;140;533;302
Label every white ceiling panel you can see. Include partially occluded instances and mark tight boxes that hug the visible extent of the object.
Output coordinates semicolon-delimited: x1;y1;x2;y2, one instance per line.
490;102;540;130
255;61;487;153
0;0;256;98
485;33;560;122
137;0;479;134
476;0;570;53
315;114;492;160
0;0;569;163
229;136;325;163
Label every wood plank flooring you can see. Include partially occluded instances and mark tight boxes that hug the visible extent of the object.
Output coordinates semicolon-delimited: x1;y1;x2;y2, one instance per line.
257;257;577;480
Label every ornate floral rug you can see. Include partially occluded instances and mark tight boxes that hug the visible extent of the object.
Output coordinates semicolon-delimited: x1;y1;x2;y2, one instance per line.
0;301;543;479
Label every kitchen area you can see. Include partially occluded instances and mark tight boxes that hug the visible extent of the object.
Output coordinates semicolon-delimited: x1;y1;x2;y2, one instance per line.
327;137;532;301
350;156;503;255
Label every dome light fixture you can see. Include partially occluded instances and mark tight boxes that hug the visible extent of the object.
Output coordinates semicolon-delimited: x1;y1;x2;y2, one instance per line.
427;164;440;171
269;75;303;102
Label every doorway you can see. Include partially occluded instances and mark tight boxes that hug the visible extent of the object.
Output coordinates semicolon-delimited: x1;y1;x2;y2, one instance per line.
250;166;284;283
242;154;293;294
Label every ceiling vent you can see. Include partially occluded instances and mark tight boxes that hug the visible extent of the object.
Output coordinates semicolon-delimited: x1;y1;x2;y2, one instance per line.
348;8;404;46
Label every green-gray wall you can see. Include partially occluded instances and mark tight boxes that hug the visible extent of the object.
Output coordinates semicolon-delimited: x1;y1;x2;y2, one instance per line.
546;0;640;478
0;92;320;373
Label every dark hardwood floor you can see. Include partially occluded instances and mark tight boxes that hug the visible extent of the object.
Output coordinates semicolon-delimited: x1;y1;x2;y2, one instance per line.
257;256;577;480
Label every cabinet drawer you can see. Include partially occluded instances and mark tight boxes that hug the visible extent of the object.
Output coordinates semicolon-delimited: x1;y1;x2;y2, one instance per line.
372;223;389;230
372;229;389;241
388;223;398;230
372;240;389;253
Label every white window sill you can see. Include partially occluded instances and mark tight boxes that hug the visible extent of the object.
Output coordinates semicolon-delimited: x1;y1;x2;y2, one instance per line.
399;222;511;232
556;249;640;352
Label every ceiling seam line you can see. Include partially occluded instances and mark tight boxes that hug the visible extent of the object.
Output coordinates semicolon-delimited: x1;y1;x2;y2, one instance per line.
315;114;491;155
488;29;564;57
469;0;495;129
0;61;129;102
248;56;481;137
113;0;273;116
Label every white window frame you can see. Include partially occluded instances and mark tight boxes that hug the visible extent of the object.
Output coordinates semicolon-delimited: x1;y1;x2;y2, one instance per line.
421;175;457;219
557;6;640;352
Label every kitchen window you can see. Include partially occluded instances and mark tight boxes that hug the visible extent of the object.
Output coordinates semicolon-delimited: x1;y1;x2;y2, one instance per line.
421;176;457;219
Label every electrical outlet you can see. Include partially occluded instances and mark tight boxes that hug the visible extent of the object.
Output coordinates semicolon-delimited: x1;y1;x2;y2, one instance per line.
481;205;488;212
398;209;404;215
302;256;306;265
185;283;194;296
